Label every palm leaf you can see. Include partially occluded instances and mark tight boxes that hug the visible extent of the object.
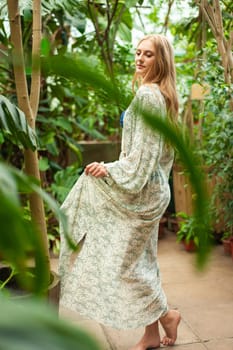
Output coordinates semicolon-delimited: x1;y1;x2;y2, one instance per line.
0;95;37;151
42;54;131;110
137;105;212;268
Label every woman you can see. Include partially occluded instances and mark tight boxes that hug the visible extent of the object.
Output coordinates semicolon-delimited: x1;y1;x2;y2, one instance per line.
59;34;181;349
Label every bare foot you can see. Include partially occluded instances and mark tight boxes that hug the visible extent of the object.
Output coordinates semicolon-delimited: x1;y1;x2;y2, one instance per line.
129;335;160;350
129;321;161;350
159;310;181;346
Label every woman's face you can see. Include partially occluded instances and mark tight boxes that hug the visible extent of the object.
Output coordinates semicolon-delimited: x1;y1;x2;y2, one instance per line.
135;38;155;78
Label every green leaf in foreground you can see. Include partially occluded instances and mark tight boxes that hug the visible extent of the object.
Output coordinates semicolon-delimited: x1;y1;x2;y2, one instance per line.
138;105;212;268
0;295;101;350
42;54;131;110
0;163;76;294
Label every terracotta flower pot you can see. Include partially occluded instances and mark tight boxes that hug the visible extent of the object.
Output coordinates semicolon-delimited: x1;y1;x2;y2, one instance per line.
183;240;196;252
222;239;232;255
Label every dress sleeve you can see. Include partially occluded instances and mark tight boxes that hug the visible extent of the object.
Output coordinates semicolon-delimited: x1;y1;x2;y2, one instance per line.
104;86;166;193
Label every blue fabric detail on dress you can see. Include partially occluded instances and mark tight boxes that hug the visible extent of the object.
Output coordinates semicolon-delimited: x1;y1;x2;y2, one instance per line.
120;111;125;127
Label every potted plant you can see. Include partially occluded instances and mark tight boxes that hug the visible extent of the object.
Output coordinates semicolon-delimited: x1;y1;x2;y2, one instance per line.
176;212;199;252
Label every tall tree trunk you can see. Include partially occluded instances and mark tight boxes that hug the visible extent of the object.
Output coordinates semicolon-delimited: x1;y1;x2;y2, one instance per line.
30;0;42;120
7;0;50;287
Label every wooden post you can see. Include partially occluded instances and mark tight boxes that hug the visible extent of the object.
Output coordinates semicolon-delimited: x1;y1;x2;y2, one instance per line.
7;0;50;286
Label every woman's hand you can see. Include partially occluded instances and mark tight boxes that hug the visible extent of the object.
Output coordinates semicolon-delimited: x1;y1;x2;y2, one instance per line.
85;162;108;178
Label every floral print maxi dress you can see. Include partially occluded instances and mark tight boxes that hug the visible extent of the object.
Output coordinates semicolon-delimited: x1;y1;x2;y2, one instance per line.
59;84;174;329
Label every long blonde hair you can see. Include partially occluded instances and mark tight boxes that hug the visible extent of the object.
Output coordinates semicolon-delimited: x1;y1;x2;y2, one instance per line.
133;34;179;121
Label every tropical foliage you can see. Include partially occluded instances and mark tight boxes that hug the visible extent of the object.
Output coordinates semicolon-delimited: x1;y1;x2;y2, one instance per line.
0;295;101;350
0;0;232;347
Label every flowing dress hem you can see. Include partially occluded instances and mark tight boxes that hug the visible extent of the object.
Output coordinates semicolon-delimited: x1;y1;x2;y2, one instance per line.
60;300;169;330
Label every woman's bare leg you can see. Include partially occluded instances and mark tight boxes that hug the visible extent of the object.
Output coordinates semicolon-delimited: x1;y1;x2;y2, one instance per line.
159;309;181;346
129;321;160;350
